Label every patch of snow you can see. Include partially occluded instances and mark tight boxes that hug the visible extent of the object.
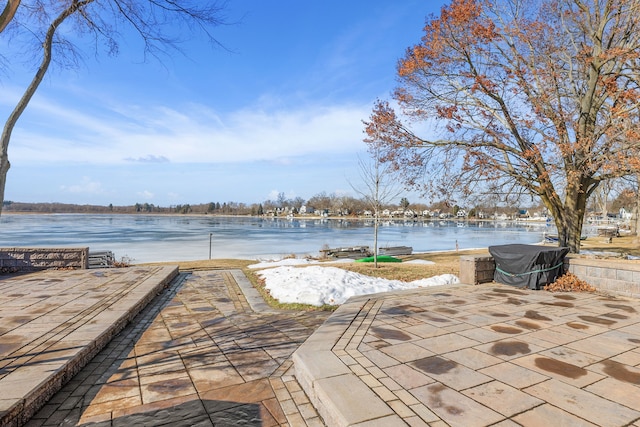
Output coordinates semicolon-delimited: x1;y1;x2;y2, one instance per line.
580;250;619;256
257;265;458;306
248;258;319;269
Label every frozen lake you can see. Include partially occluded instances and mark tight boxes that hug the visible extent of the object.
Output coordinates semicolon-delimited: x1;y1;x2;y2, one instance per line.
0;214;553;263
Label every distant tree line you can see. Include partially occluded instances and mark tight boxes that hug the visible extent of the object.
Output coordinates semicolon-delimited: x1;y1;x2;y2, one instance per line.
2;188;636;218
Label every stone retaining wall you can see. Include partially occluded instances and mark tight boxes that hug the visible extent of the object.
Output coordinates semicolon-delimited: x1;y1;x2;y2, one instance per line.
0;247;89;271
564;257;640;299
459;255;496;285
460;253;640;298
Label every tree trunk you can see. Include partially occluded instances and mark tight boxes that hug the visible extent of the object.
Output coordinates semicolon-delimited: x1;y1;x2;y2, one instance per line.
0;151;8;214
561;208;585;253
553;184;588;253
374;211;379;269
634;174;640;244
0;74;45;217
0;2;88;217
0;0;20;33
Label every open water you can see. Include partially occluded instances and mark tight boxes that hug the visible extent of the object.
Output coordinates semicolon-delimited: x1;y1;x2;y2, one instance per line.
0;214;553;263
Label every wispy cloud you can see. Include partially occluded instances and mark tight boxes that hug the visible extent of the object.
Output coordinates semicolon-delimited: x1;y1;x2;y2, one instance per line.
137;190;155;199
8;88;371;167
59;176;105;194
1;0;439;208
125;155;170;163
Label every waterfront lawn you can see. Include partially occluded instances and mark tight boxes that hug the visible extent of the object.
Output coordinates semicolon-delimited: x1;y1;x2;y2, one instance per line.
138;236;639;311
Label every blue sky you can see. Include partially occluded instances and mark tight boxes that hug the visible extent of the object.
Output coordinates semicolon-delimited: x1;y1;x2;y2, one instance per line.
2;1;446;207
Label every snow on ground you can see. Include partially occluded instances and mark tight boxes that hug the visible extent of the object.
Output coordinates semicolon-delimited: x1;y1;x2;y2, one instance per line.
254;260;459;306
580;250;639;260
404;259;435;265
248;257;433;269
248;258;320;269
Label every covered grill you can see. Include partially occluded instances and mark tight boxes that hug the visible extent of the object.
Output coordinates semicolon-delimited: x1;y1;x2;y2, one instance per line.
489;244;569;289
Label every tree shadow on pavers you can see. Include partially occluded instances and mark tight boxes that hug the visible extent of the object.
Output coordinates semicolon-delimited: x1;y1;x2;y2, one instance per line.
0;269;37;278
0;344;87;375
28;273;193;425
75;399;264;427
200;312;328;350
191;311;330;369
30;271;327;426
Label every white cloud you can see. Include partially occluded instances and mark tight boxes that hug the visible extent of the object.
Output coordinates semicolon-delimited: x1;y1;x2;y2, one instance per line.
125;155;170;163
137;190;155;199
60;177;104;194
9;91;371;167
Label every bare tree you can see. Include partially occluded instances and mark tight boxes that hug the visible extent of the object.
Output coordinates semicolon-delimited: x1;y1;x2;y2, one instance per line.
307;192;332;212
591;180;615;223
351;146;404;268
618;173;640;239
0;0;20;33
364;0;640;253
0;0;228;216
635;175;640;241
276;192;288;208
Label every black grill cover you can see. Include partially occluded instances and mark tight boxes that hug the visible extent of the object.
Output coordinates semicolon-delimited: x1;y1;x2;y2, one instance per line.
489;244;569;289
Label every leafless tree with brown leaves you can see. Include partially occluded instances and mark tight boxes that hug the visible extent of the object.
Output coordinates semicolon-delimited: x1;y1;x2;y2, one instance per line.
364;0;640;253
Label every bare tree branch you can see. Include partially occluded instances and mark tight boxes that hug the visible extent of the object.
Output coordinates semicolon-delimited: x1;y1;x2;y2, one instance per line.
0;0;20;33
0;0;230;216
364;0;640;252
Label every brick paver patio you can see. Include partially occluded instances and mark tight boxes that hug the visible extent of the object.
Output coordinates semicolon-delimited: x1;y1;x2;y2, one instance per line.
22;269;329;426
295;283;640;426
3;266;640;426
0;266;178;426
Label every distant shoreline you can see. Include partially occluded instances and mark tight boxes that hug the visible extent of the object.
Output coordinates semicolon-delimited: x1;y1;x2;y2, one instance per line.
1;211;554;223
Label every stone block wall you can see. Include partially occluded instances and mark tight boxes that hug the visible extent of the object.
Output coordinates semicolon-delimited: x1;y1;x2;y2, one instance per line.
564;257;640;299
459;255;496;285
0;247;89;271
459;253;640;298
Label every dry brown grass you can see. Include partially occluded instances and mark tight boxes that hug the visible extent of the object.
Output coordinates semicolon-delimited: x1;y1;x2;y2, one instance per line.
138;258;255;270
137;249;489;282
135;235;639;309
330;249;488;282
576;235;640;258
138;235;639;281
